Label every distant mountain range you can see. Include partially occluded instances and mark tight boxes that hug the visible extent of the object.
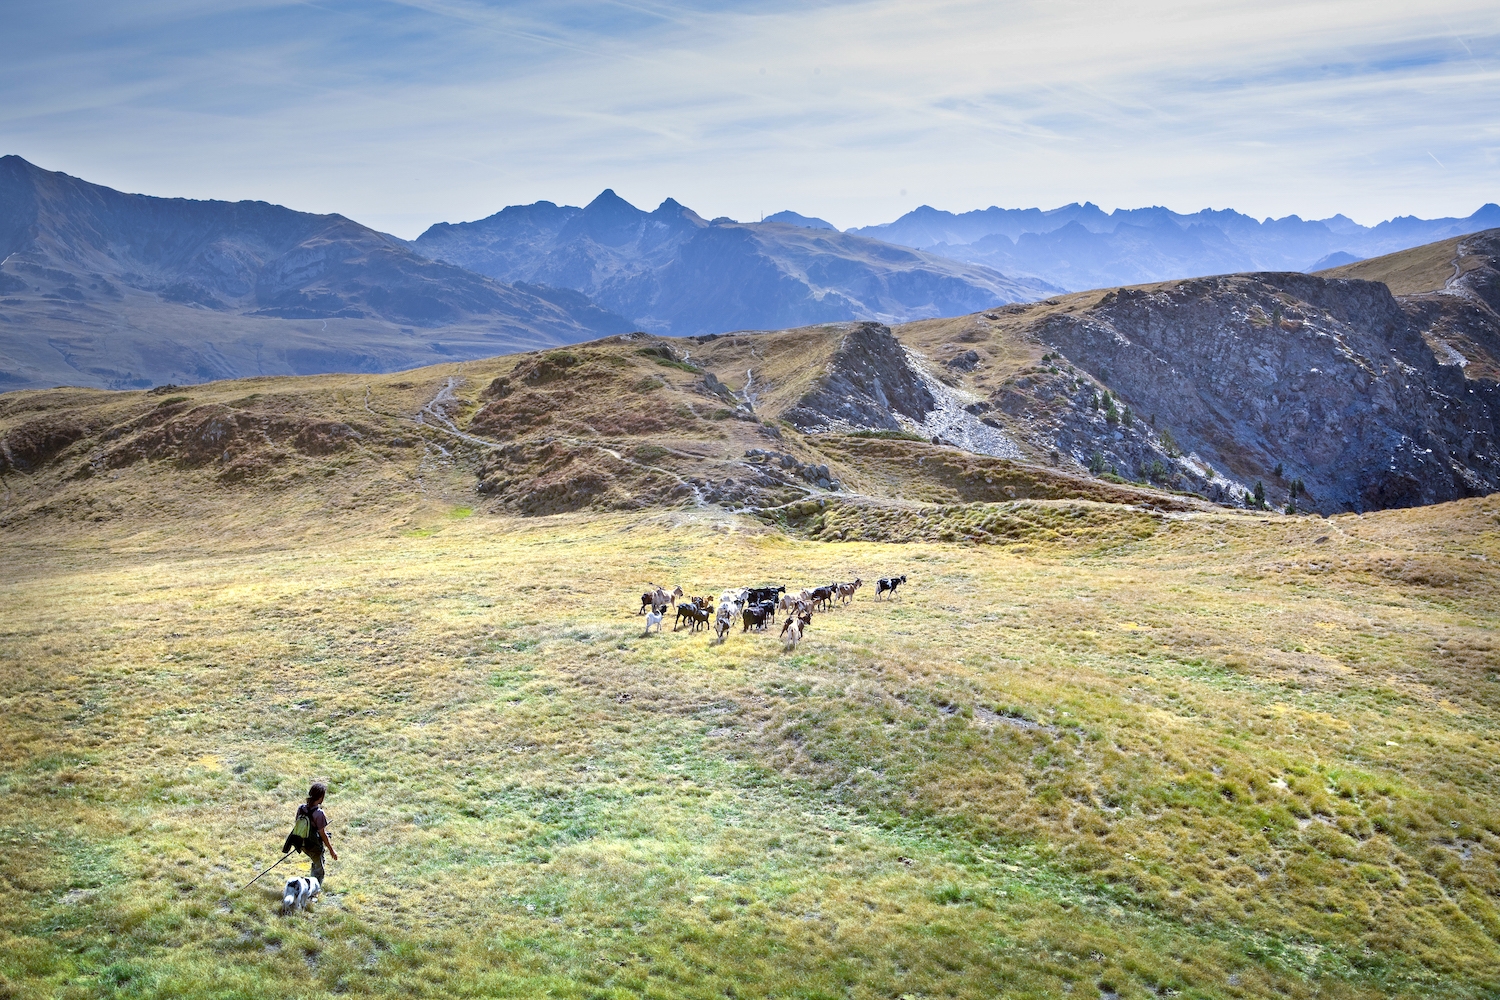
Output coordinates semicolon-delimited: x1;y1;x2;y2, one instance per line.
414;192;1500;325
411;190;1053;336
0;156;631;391
5;150;1498;394
843;202;1500;291
0;158;1057;389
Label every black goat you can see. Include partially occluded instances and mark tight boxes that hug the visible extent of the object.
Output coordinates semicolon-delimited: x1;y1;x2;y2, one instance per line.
741;600;777;632
808;585;836;611
746;585;785;606
675;603;711;632
876;575;907;599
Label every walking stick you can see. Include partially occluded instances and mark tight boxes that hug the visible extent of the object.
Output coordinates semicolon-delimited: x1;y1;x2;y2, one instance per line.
241;852;293;890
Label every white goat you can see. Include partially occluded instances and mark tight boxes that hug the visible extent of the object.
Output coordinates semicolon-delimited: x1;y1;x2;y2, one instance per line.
781;613;809;651
643;606;665;635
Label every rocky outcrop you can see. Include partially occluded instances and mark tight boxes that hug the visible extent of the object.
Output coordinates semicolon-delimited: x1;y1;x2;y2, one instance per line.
743;448;840;490
983;365;1245;503
1005;242;1500;512
782;323;936;431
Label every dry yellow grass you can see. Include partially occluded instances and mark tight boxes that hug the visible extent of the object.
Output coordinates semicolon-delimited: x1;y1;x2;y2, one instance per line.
3;461;1499;997
692;327;846;418
1315;234;1477;296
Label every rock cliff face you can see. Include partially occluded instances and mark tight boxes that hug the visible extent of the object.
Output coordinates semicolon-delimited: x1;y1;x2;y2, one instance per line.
780;323;935;431
921;230;1500;513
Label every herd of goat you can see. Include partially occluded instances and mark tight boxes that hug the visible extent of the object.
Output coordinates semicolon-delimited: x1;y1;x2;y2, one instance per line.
636;575;908;649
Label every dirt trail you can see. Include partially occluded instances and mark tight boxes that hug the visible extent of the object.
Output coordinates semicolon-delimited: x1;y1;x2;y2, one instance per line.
1442;236;1499;318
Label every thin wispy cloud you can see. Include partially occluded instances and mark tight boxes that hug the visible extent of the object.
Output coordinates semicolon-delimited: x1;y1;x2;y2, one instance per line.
2;0;1496;236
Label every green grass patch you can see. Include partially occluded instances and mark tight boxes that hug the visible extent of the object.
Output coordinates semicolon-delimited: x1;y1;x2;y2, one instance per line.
2;503;1497;998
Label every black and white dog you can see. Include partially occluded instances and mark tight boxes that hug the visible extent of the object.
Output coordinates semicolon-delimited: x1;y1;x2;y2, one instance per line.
282;875;320;912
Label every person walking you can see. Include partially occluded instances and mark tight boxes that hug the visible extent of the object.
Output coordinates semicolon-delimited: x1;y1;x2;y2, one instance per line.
295;782;339;885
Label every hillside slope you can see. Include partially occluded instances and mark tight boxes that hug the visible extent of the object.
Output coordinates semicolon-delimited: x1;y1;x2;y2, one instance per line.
0;323;1207;539
412;190;1056;336
1316;232;1492;297
898;230;1500;514
0;156;632;391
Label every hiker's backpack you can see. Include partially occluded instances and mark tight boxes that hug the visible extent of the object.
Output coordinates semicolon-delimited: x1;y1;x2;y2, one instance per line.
282;806;312;855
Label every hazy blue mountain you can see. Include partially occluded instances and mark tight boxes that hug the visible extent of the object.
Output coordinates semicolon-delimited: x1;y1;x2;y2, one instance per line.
1307;251;1363;271
762;210;836;230
0;156;632;390
849;201;1500;291
413;191;1056;336
924;220;1251;292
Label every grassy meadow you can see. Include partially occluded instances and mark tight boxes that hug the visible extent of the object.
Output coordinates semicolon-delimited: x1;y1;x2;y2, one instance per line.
2;480;1499;1000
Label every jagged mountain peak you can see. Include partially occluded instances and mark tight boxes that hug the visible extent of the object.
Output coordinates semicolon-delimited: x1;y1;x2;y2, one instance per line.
649;197;706;227
584;187;638;215
412;194;1054;336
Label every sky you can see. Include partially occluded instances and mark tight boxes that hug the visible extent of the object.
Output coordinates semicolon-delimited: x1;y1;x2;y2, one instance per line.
2;0;1497;238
